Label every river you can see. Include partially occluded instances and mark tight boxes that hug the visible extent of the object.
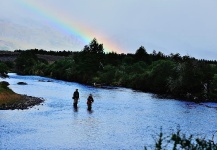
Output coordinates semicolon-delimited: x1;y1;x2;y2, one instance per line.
1;73;217;149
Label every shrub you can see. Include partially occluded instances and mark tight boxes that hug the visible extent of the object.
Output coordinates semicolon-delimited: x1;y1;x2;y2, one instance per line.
145;129;217;150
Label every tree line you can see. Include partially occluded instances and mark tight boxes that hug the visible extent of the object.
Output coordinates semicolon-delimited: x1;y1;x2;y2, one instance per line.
14;49;73;56
1;38;217;102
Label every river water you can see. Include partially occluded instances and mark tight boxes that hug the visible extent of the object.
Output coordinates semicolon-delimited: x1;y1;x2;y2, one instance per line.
1;73;217;149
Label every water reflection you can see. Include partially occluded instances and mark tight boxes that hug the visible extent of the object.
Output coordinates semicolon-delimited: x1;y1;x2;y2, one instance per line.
73;105;79;112
87;109;94;114
1;73;217;150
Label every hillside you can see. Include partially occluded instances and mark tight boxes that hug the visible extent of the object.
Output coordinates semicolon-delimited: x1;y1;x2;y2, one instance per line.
0;51;65;63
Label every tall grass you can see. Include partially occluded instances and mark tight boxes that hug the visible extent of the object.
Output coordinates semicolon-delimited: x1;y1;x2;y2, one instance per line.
0;81;22;105
145;128;217;150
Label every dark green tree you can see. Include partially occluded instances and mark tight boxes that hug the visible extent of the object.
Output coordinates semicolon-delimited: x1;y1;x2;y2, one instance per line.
135;46;150;63
168;59;214;101
0;62;9;78
135;46;147;57
73;38;105;83
82;38;104;54
15;51;38;75
148;59;176;94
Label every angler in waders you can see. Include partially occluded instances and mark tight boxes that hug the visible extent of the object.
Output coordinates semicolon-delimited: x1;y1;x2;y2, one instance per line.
72;89;79;108
87;94;94;111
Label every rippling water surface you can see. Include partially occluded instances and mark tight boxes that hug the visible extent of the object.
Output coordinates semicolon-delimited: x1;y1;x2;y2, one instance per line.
1;73;217;149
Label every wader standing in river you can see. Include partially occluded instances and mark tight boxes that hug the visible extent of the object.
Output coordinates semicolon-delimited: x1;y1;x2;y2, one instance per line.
73;89;79;108
87;94;94;111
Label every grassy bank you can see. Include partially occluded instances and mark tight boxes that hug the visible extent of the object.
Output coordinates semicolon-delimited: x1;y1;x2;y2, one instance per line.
0;85;22;103
0;81;44;110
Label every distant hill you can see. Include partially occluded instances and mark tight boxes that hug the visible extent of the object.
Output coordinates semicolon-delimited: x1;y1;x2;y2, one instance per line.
0;51;65;63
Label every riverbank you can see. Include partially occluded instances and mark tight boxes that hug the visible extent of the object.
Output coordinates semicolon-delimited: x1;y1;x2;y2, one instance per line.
0;81;44;110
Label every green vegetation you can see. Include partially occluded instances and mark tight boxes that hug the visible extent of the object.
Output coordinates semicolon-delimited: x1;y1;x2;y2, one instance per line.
0;61;9;78
2;38;216;102
145;129;217;150
0;81;44;110
0;81;23;106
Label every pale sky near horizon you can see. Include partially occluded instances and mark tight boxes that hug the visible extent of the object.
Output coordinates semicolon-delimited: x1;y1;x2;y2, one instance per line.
0;0;217;60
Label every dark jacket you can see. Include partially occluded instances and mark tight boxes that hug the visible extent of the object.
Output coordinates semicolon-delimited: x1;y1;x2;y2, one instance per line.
73;91;79;99
87;96;94;105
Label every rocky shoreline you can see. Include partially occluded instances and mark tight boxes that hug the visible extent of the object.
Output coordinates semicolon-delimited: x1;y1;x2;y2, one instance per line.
0;95;44;110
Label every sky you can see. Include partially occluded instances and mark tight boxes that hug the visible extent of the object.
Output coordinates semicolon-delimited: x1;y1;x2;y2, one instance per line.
0;0;217;60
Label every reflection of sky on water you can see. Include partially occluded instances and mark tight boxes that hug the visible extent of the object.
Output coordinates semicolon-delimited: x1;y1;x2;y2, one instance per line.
1;73;217;149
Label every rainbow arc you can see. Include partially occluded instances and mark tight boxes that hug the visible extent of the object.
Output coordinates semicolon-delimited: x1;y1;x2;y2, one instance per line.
17;0;124;53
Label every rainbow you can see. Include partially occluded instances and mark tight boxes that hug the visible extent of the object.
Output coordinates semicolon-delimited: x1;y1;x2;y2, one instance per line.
16;0;124;53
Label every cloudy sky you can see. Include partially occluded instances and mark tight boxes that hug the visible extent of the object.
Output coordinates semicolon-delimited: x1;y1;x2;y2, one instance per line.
0;0;217;60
